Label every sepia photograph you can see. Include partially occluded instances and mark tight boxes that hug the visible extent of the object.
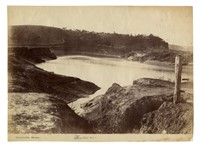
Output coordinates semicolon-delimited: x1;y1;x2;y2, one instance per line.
7;6;193;141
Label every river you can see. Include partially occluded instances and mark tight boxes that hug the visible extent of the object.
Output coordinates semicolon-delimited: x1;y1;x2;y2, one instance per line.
37;55;192;114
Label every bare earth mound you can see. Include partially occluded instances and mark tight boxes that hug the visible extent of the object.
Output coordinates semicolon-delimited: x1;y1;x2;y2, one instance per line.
82;78;193;134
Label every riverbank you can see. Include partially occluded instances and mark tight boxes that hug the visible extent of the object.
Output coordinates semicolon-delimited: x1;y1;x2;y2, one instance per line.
8;47;99;133
52;49;193;66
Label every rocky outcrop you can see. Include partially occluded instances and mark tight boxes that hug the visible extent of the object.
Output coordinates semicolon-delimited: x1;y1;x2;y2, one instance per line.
82;78;174;133
125;50;193;64
82;78;192;134
140;102;193;134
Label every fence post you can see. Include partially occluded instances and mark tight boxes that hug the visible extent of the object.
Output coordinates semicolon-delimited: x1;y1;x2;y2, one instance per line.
173;55;182;104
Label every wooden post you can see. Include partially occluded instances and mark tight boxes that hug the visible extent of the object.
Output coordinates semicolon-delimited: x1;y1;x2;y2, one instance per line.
173;55;182;104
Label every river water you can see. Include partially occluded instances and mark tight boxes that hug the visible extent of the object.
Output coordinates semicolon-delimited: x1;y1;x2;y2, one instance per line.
37;55;192;114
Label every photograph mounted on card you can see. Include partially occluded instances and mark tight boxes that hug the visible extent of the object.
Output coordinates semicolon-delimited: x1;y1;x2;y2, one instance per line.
8;6;193;141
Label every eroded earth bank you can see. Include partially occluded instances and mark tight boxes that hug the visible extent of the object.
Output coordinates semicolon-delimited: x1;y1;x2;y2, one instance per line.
8;47;99;133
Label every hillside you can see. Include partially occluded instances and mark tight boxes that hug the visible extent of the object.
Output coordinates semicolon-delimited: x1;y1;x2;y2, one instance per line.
8;25;67;46
8;25;192;64
9;25;168;49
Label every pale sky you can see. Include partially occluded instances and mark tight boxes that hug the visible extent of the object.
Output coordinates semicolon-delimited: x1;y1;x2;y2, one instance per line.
8;6;193;46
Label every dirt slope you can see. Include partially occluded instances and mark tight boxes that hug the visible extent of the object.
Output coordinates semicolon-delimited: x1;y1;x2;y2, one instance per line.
82;78;192;134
